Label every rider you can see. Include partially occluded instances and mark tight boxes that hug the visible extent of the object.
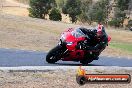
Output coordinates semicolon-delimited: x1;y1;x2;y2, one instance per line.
77;24;109;60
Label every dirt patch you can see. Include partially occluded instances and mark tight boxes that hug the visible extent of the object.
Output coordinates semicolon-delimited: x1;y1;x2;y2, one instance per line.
0;0;29;17
1;7;29;16
0;13;77;51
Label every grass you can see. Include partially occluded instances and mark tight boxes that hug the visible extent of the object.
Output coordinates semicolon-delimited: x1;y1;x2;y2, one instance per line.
110;42;132;53
106;29;132;44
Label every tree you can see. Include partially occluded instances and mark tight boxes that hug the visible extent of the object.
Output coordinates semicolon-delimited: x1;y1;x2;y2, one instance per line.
85;0;109;24
111;0;130;27
128;0;132;18
78;0;92;24
128;0;132;11
114;8;126;26
55;0;66;9
62;0;82;23
28;0;56;19
117;0;129;11
108;19;120;27
49;8;62;21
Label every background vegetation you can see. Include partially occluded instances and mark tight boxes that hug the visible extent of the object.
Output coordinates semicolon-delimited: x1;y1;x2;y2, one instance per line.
27;0;132;28
16;0;132;28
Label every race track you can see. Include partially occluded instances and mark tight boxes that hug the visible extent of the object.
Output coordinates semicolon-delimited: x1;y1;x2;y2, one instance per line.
0;48;132;67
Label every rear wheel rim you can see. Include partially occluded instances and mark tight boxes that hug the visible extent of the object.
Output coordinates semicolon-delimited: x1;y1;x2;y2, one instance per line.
49;56;56;60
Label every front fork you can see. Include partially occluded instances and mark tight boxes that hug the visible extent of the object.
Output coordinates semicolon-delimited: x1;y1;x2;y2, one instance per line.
58;39;69;57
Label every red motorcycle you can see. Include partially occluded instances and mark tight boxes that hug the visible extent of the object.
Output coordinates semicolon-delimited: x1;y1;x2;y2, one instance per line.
46;27;111;65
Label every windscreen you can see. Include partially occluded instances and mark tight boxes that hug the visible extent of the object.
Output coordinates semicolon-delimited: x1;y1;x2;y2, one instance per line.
71;28;86;38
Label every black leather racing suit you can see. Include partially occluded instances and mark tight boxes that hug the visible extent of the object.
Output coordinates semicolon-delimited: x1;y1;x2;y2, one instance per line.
79;27;108;59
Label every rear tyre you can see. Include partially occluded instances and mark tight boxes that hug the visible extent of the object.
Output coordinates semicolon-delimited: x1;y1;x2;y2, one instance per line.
46;45;62;64
80;59;93;65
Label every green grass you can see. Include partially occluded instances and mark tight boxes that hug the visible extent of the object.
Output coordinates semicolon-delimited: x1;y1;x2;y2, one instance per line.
110;42;132;53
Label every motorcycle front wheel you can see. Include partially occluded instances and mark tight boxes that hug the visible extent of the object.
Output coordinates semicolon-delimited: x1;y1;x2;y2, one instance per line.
46;45;62;64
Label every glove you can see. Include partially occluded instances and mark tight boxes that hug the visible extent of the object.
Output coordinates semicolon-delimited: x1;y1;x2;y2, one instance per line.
76;42;87;50
76;43;82;49
87;47;96;51
92;29;97;33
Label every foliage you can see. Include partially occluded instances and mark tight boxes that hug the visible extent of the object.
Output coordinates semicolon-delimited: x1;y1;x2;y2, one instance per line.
55;0;67;9
108;19;121;27
28;0;131;27
28;0;56;19
127;20;132;28
49;8;62;21
112;0;130;27
83;0;109;24
78;0;92;24
114;8;126;27
117;0;129;11
62;0;82;23
128;0;132;10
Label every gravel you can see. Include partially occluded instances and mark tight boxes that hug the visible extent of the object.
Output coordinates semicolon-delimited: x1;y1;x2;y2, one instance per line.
0;66;132;88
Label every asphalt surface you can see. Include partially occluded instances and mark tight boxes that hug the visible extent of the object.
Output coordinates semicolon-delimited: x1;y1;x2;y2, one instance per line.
0;48;132;67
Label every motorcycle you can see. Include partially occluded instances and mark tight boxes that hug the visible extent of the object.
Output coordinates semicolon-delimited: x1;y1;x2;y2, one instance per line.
46;27;111;65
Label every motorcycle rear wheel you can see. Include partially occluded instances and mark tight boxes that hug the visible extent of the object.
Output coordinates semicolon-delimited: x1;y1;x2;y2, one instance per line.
80;59;93;65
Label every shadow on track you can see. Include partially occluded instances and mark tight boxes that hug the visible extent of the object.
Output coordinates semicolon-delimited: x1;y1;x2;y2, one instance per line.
54;62;103;66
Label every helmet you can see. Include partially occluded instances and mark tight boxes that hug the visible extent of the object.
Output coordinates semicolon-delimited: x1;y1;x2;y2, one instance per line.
96;24;104;37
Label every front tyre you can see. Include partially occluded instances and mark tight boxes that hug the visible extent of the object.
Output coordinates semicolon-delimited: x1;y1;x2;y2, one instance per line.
46;45;62;64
